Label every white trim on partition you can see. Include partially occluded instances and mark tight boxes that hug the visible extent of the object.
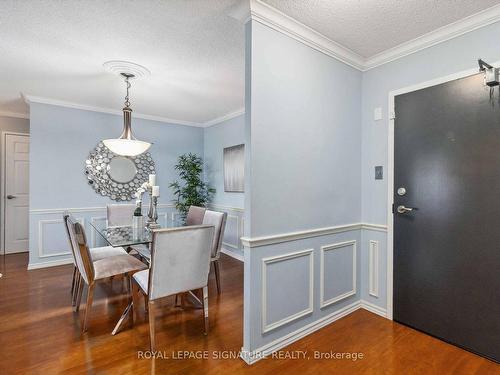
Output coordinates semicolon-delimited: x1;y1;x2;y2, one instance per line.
261;249;314;334
0;111;29;119
385;61;498;320
320;241;357;309
241;223;387;248
233;1;500;72
28;257;74;270
369;240;379;298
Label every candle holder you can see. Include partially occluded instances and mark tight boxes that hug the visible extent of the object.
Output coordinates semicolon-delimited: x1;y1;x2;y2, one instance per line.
146;194;160;229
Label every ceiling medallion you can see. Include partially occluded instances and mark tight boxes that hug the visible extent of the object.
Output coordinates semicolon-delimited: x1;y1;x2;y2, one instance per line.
103;60;151;78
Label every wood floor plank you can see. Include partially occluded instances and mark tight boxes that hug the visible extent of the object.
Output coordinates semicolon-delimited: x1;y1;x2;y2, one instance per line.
0;253;497;374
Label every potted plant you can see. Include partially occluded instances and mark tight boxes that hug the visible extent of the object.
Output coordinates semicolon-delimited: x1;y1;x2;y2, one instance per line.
169;153;215;224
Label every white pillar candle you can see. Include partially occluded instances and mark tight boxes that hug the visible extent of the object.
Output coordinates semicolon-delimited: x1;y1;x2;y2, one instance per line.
152;185;160;197
149;174;156;186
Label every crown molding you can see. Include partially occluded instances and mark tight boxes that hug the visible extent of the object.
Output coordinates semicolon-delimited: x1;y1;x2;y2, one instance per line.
23;94;205;127
237;1;500;72
22;94;246;128
203;107;245;127
249;0;365;71
364;4;500;70
0;110;29;119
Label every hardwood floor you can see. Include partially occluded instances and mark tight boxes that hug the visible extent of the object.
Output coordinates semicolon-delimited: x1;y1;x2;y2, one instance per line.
0;253;497;374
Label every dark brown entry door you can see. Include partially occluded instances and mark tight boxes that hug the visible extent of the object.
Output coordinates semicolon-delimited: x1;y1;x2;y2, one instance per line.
394;73;500;362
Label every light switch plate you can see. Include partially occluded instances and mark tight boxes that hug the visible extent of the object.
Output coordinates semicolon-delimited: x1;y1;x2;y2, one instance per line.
375;166;383;180
374;107;382;121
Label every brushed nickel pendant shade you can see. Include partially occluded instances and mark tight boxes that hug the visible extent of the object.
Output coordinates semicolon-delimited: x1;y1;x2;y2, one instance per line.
103;73;151;156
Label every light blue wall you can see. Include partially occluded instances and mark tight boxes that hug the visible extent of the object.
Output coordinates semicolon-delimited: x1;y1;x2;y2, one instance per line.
249;22;362;237
362;21;500;224
203;114;245;208
28;103;204;268
243;20;363;355
360;21;500;310
30;103;203;209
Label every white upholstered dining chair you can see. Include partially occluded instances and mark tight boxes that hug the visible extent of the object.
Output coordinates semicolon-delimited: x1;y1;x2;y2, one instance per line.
131;225;214;351
185;205;206;226
64;214;147;332
202;210;227;295
106;203;135;226
63;213;129;305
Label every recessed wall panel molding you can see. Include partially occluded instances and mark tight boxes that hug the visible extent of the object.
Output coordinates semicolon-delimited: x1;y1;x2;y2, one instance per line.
369;240;379;298
38;217;83;258
320;240;357;308
261;249;314;333
208;204;245;253
29;205;177;268
90;216;107;248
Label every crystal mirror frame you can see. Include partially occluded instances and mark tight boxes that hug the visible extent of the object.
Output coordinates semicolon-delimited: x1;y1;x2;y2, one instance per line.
84;142;156;201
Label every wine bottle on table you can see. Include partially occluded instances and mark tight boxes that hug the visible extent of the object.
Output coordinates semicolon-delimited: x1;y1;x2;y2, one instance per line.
132;199;143;239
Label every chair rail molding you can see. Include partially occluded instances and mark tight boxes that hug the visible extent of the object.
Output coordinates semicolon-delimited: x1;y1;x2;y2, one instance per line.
241;223;386;248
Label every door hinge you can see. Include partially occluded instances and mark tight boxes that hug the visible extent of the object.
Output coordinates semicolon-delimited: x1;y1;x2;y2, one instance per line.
389;111;396;120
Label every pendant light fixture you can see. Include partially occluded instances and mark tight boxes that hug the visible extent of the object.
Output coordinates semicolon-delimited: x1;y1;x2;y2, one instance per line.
103;73;151;156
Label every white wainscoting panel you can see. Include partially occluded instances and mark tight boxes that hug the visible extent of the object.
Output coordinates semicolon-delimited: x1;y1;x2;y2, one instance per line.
261;249;314;333
320;240;357;308
369;240;379;298
38;217;83;258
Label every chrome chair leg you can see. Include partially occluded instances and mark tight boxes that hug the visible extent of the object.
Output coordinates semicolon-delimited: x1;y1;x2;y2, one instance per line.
202;286;209;335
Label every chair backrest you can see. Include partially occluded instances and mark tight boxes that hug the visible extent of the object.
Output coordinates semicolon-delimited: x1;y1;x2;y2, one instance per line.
107;204;135;227
148;225;214;300
65;215;94;284
202;210;227;259
185;206;206;226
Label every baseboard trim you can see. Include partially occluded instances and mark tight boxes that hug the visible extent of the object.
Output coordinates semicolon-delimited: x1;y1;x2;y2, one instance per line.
240;300;389;365
360;300;388;318
221;247;244;262
27;258;74;270
241;300;361;365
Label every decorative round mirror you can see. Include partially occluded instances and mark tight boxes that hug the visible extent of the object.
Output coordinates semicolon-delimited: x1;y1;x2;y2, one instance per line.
84;142;155;201
107;156;137;183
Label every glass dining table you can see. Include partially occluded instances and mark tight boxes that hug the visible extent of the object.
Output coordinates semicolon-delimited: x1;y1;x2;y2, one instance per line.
88;221;160;335
88;220;202;335
89;221;161;249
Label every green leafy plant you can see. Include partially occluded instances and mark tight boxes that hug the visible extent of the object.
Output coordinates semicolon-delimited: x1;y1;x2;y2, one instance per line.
169;153;215;223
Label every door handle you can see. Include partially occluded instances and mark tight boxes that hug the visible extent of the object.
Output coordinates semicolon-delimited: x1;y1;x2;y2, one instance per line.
397;205;415;214
6;195;16;199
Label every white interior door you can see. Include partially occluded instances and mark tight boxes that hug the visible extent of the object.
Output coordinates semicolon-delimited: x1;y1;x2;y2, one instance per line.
4;134;29;254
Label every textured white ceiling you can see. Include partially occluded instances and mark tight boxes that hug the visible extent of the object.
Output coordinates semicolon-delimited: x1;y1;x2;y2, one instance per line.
1;0;500;123
262;0;500;58
0;0;244;123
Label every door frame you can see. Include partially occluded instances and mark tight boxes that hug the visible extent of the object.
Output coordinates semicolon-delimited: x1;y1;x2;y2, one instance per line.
385;61;500;320
1;131;30;254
